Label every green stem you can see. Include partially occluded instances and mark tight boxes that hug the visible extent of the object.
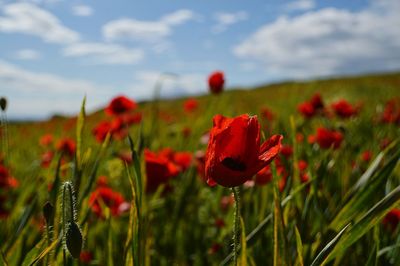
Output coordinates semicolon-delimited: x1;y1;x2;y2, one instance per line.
232;187;241;266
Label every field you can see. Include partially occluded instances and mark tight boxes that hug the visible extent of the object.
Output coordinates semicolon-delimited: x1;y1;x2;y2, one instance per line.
1;72;400;265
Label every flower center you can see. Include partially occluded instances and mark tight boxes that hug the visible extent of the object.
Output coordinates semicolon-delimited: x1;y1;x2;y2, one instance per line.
222;157;246;171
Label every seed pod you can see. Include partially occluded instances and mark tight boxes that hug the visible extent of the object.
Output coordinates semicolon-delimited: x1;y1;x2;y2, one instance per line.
61;182;83;259
0;97;7;111
65;221;82;258
42;201;54;225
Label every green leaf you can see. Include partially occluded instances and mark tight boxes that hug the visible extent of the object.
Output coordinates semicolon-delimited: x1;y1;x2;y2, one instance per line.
330;146;400;231
310;223;351;266
272;163;291;266
294;226;304;266
325;184;400;263
76;96;86;171
240;217;247;266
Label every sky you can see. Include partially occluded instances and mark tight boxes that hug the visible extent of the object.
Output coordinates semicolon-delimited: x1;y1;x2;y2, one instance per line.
0;0;399;120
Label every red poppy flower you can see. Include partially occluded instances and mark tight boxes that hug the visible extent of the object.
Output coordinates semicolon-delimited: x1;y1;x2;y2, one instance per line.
56;138;76;157
310;93;324;109
383;209;400;231
280;145;293;158
296;133;304;143
105;95;137;116
121;112;142;125
173;152;193;172
214;218;225;228
39;134;53;147
92;121;112;143
41;151;54;168
80;251;93;264
380;138;392;150
208;243;222;255
110;117;129;140
316;127;343;149
96;176;109;187
220;195;234;211
183;98;199;113
89;187;129;217
361;150;373;163
331;99;357;118
298;102;316;118
0;164;18;189
205;114;282;187
298;160;308;172
144;149;179;193
208;71;225;94
381;98;400;124
260;107;275;121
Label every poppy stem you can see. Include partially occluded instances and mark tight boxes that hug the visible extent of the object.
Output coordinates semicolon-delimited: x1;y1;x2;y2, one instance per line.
231;186;241;266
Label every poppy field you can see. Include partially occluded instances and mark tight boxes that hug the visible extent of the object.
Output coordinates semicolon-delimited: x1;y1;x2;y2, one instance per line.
1;72;400;265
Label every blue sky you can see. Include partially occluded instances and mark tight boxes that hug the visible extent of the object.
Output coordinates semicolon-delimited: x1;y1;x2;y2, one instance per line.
0;0;399;119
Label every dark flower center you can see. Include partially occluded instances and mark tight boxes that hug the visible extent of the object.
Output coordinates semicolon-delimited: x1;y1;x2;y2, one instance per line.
222;157;246;171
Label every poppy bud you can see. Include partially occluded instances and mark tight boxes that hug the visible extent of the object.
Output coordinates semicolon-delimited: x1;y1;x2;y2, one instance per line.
0;97;6;111
43;201;54;225
66;221;83;258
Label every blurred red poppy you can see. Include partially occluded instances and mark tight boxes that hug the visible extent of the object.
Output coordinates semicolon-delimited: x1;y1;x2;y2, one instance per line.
41;151;54;168
0;164;18;188
298;102;316;118
208;71;225;94
383;209;400;231
316;127;343;149
331;99;357;118
105;95;137;116
381;98;400;124
280;145;293;158
173;152;193;172
260;107;275;121
92;121;112;143
89;187;129;217
298;160;308;172
56;138;76;157
205;114;282;187
80;251;93;264
145;149;179;193
39;134;53;147
121;112;142;125
110;117;129;140
183;98;199;113
361;150;373;163
310;93;324;109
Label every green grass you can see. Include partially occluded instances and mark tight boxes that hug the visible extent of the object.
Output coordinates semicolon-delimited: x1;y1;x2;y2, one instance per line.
1;71;400;265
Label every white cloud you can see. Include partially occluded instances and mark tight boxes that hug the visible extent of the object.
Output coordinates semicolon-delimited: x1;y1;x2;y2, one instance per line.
0;59;96;93
62;42;144;65
102;9;195;42
0;59;111;119
161;9;194;25
72;4;93;17
15;49;40;60
234;0;400;78
0;2;79;44
129;71;205;98
285;0;315;12
212;11;248;34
